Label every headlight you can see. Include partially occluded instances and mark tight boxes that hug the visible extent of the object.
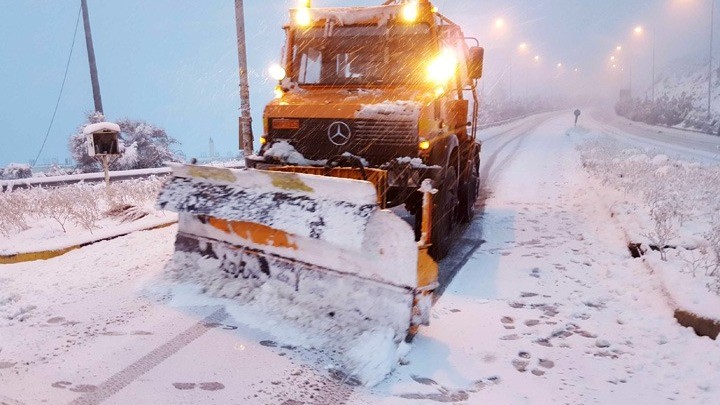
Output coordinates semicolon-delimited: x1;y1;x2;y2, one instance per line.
427;48;458;85
269;64;286;81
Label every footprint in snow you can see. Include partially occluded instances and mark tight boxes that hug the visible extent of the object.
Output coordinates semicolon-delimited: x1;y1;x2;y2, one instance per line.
0;362;16;369
501;316;515;329
172;382;225;391
512;352;556;376
51;381;97;393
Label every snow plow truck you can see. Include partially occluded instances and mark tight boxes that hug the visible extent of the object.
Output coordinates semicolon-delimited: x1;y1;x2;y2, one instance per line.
157;0;484;344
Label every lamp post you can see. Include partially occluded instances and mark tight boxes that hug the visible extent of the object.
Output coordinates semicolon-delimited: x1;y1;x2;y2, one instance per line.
633;25;656;101
709;0;715;117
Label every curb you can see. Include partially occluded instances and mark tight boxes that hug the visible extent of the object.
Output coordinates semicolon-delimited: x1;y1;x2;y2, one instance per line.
674;309;720;340
0;221;177;265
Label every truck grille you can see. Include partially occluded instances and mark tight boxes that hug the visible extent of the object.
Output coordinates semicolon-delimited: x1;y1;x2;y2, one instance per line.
268;118;418;166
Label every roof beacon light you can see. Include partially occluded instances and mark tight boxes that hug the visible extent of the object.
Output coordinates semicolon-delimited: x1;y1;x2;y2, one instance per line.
401;1;419;23
269;64;287;81
295;0;312;26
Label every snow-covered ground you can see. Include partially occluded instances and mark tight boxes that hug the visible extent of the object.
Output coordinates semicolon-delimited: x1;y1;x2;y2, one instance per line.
1;112;719;404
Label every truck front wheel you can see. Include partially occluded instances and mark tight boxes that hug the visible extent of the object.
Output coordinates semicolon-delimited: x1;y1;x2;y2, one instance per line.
428;167;458;260
458;151;480;223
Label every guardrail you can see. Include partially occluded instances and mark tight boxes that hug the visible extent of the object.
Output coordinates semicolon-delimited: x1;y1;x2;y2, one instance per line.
477;110;558;130
0;167;172;191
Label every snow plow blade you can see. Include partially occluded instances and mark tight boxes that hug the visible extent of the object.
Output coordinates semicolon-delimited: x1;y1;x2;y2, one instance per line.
157;163;438;343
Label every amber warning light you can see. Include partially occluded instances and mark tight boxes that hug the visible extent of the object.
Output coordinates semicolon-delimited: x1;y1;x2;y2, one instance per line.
272;119;301;130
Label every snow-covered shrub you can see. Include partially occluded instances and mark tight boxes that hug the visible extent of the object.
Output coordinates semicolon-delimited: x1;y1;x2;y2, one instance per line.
579;138;720;294
0;191;30;236
0;163;32;180
105;176;164;209
616;93;714;133
642;199;679;261
65;183;102;232
113;119;180;170
34;187;73;232
705;214;720;293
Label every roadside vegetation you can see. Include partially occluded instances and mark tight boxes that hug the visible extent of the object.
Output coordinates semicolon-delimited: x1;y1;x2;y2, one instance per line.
578;138;720;299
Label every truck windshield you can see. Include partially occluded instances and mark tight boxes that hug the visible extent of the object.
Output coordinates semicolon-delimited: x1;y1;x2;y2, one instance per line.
292;24;435;86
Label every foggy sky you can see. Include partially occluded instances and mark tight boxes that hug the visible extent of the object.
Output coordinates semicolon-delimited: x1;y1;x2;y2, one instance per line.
0;0;715;166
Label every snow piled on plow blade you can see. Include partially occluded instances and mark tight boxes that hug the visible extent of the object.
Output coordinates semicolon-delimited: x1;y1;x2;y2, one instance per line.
154;164;421;386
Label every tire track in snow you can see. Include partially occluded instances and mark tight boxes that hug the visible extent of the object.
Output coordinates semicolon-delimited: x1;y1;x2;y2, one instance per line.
67;307;227;405
0;394;26;405
434;114;557;300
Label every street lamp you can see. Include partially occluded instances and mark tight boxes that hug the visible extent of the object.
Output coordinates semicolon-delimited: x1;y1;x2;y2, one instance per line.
634;25;657;101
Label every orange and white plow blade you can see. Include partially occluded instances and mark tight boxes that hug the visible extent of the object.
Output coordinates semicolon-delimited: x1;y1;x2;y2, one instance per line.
157;164;423;342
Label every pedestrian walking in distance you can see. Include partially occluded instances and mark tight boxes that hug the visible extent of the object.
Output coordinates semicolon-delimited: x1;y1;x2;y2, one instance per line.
574;109;581;127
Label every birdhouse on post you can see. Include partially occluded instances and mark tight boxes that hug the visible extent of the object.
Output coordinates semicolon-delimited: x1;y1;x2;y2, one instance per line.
83;122;121;186
84;122;120;157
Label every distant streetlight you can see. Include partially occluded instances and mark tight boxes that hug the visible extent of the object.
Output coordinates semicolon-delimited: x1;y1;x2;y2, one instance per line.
557;62;563;68
495;17;505;29
634;25;644;34
534;55;540;62
610;55;616;61
616;45;623;51
518;42;528;52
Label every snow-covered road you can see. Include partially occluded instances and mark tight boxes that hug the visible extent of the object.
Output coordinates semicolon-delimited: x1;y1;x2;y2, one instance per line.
1;112;718;404
588;109;720;163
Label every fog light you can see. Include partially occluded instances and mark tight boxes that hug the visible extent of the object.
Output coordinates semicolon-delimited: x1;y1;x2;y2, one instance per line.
274;85;285;99
260;137;267;145
419;140;431;150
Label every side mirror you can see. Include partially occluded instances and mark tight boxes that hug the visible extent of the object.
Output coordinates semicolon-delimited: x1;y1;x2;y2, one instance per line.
468;46;484;80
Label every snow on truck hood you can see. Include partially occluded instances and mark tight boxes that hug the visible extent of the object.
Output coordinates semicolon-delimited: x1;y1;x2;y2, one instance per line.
265;88;428;121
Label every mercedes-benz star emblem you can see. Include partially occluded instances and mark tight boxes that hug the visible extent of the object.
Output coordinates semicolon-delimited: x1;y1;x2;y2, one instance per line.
327;121;352;146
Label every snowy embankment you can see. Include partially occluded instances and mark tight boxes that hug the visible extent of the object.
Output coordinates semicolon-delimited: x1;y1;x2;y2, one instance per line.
0;177;176;256
578;137;720;323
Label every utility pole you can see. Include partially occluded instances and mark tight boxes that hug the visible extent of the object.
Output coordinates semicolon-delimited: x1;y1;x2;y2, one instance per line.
81;0;103;115
235;0;254;158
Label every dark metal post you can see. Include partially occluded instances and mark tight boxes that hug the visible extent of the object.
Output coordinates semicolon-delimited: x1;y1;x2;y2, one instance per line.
81;0;103;114
235;0;254;158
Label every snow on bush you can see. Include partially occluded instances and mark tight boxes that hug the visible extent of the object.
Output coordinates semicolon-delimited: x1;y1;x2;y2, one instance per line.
0;163;32;180
0;177;166;237
0;191;30;237
578;138;720;299
69;112;181;173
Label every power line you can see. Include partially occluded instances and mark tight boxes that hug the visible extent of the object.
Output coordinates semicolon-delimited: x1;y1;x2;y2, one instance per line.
32;5;82;167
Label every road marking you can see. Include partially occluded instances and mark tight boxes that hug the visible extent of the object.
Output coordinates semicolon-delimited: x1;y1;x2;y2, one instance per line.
68;307;227;405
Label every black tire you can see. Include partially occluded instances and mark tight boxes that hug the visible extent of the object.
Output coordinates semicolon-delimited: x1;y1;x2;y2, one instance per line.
458;151;480;223
428;167;458;260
